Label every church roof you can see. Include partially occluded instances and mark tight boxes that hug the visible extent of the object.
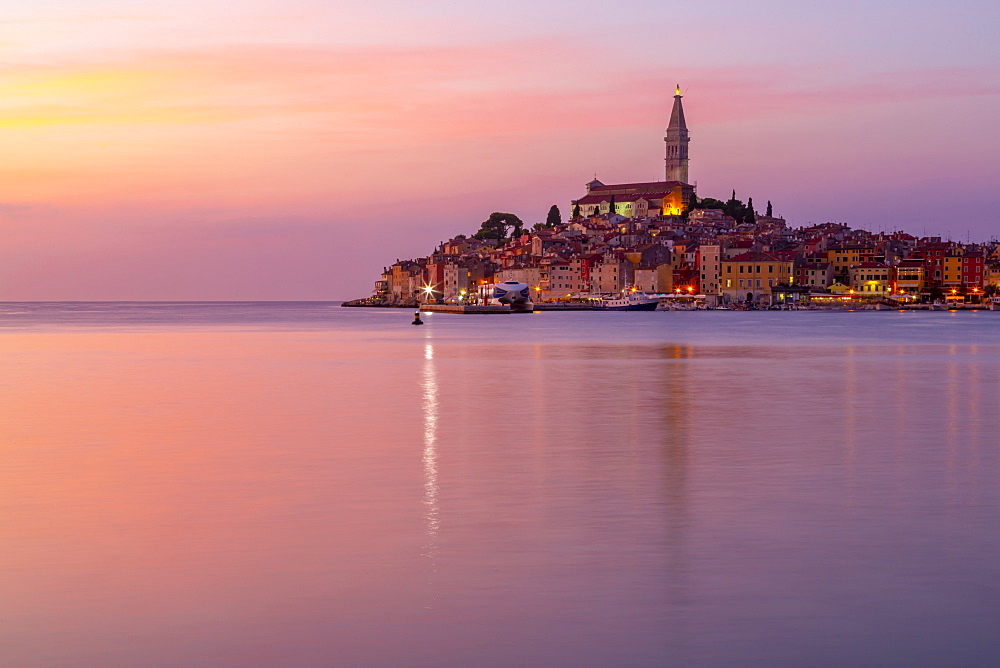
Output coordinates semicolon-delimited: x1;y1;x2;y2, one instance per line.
587;180;686;193
575;192;673;205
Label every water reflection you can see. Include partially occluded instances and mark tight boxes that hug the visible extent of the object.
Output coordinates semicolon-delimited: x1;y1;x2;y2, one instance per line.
4;314;1000;666
422;340;440;562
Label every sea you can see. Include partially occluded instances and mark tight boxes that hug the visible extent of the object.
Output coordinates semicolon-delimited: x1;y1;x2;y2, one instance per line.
2;302;999;666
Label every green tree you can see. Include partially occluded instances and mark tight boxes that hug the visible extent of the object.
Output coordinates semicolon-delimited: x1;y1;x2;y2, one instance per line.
766;200;773;217
571;203;581;220
681;193;697;219
744;197;756;224
608;195;616;216
698;197;726;210
724;192;744;221
474;212;523;243
547;205;562;227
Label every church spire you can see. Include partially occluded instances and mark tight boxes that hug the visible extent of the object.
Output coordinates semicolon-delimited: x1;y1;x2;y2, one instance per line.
664;84;690;183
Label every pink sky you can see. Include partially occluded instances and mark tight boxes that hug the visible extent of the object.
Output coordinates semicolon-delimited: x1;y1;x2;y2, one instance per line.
1;0;998;299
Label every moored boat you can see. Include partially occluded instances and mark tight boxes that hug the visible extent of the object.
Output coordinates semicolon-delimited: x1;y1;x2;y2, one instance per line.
593;289;659;311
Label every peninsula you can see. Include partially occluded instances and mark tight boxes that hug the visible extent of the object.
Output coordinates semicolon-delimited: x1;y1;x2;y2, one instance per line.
349;87;999;309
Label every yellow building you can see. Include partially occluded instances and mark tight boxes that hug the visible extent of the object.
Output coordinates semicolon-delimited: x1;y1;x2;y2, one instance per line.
849;262;891;296
573;180;693;218
721;251;793;305
942;252;963;289
987;263;1000;288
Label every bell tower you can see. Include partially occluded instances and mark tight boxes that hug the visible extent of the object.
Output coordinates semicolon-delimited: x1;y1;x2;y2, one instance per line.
664;84;690;183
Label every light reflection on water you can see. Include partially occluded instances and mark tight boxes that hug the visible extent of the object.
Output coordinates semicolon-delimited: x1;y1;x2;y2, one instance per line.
422;341;440;564
1;304;999;666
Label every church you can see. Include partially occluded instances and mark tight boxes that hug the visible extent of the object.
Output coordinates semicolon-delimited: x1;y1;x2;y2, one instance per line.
572;85;694;219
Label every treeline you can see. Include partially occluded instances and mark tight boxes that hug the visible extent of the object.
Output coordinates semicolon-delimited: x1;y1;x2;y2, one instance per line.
689;191;773;223
468;191;776;244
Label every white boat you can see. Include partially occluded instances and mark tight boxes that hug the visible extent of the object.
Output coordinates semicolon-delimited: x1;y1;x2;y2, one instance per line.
593;289;659;311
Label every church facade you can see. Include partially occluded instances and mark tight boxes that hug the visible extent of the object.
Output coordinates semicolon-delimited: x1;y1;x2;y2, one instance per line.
572;85;693;219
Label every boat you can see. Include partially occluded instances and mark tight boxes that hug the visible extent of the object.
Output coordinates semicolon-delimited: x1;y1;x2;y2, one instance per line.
593;289;659;311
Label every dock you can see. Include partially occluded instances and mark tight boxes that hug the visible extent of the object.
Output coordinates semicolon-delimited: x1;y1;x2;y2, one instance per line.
532;303;595;311
420;304;516;314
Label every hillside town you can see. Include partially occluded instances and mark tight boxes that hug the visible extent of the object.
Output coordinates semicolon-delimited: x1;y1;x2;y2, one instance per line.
355;87;1000;309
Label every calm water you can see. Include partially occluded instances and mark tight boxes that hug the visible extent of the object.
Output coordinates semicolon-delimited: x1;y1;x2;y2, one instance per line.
2;303;999;666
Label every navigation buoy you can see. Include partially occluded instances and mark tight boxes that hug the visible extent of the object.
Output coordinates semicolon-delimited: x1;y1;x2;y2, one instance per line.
412;311;424;325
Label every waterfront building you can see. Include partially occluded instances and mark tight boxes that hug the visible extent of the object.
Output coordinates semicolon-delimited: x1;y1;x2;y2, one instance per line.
590;253;634;293
721;251;794;305
987;263;1000;289
795;258;834;289
849;262;892;296
699;244;722;298
942;251;964;291
895;259;925;296
961;251;985;290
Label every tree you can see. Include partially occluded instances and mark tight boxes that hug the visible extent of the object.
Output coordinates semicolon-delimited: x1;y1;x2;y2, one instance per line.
547;205;562;227
698;197;726;210
571;203;581;220
510;218;524;239
744;197;756;224
681;193;697;219
723;193;744;221
766;200;773;217
473;212;523;243
608;195;616;216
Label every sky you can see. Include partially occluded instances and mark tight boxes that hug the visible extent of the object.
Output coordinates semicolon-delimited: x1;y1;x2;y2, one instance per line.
1;0;998;299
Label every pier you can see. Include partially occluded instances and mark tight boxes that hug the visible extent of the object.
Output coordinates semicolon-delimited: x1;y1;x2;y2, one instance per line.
420;304;517;314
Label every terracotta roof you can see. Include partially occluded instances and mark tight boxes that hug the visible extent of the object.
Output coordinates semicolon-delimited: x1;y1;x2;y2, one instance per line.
587;181;687;193
724;251;788;263
575;192;672;205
